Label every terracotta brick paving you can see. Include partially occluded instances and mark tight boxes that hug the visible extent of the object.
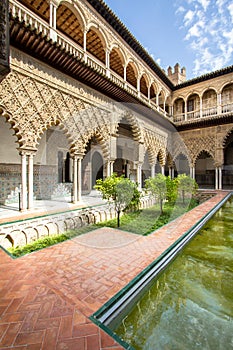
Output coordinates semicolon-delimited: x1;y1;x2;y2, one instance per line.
0;192;229;349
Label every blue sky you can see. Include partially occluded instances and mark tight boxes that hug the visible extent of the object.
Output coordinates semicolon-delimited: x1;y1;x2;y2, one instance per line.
103;0;233;80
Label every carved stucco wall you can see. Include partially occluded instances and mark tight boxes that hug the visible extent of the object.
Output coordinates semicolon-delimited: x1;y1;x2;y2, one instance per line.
179;124;233;166
0;47;169;161
0;0;10;81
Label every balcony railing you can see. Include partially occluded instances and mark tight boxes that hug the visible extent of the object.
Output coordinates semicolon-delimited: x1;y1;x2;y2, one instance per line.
222;103;233;114
173;103;233;123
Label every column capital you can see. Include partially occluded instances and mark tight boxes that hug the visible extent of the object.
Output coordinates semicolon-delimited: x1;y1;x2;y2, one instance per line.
50;0;59;7
71;152;84;160
18;148;37;157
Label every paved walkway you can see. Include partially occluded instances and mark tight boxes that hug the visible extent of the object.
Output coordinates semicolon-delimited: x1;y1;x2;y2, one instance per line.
0;191;229;349
0;191;107;224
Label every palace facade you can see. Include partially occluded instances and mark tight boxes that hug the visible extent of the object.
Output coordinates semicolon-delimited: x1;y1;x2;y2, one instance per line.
0;0;233;211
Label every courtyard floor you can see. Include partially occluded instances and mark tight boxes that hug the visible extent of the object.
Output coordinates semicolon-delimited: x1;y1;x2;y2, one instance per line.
0;191;230;349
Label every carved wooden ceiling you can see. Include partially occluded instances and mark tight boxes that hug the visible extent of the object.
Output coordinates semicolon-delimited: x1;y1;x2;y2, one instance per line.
140;75;148;97
19;0;49;22
110;49;124;78
57;4;83;47
17;0;139;82
126;63;137;88
86;28;105;64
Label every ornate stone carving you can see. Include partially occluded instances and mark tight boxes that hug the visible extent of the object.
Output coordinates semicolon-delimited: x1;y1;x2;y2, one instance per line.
0;0;10;81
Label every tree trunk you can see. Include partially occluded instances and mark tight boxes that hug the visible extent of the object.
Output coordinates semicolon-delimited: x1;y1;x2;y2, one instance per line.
117;210;121;227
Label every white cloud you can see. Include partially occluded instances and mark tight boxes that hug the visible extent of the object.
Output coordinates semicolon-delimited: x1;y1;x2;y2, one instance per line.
185;20;205;40
197;0;210;11
228;3;233;22
176;5;185;14
176;0;233;77
184;10;195;26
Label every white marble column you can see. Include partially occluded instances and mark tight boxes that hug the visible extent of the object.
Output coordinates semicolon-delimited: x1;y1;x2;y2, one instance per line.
169;167;172;178
137;163;142;190
110;161;114;176
77;157;82;202
161;165;165;175
73;156;78;203
151;164;155;178
219;166;222;190
105;49;110;77
200;98;203;118
184;101;187;121
190;167;193;178
49;1;57;42
83;30;87;63
192;166;195;180
20;152;27;211
215;167;219;190
28;153;34;210
217;93;222;115
137;78;140;97
106;161;111;178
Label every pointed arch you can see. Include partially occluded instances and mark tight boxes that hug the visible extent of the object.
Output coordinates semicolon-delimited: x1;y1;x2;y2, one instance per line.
195;150;215;189
144;145;156;165
116;111;143;143
75;129;110;159
174;152;190;175
157;149;166;166
194;149;215;164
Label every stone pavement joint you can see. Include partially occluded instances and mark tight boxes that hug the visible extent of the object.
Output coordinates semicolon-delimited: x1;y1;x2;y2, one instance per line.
0;192;229;349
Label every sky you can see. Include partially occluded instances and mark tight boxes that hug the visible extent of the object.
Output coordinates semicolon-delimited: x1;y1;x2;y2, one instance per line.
103;0;233;80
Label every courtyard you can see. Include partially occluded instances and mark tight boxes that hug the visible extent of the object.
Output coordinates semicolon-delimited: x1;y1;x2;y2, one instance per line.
0;191;228;349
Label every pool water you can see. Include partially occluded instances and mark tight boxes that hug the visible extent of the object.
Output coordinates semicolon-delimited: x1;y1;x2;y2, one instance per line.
114;200;233;349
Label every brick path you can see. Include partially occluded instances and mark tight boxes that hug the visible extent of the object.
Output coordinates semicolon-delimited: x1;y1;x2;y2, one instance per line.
0;192;229;349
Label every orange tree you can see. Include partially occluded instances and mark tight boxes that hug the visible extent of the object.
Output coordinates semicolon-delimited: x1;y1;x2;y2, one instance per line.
94;173;141;227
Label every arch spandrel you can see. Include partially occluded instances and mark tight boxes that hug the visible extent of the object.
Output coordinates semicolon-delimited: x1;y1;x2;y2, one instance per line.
113;111;144;144
222;126;233;148
71;129;110;159
0;70;111;151
177;130;216;166
194;150;215;165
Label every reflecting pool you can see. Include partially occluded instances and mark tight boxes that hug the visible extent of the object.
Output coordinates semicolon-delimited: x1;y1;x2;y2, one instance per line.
114;199;233;349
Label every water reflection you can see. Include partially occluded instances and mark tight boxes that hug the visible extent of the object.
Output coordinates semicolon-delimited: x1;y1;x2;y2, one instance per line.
115;200;233;349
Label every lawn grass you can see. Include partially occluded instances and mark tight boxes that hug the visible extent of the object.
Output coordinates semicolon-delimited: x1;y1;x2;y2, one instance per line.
94;198;198;235
8;198;199;257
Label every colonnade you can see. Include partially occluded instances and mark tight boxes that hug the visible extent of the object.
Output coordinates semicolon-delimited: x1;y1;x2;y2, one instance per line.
18;147;224;212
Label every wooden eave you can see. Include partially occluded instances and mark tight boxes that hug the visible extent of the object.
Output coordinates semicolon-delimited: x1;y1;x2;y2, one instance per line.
9;15;175;131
